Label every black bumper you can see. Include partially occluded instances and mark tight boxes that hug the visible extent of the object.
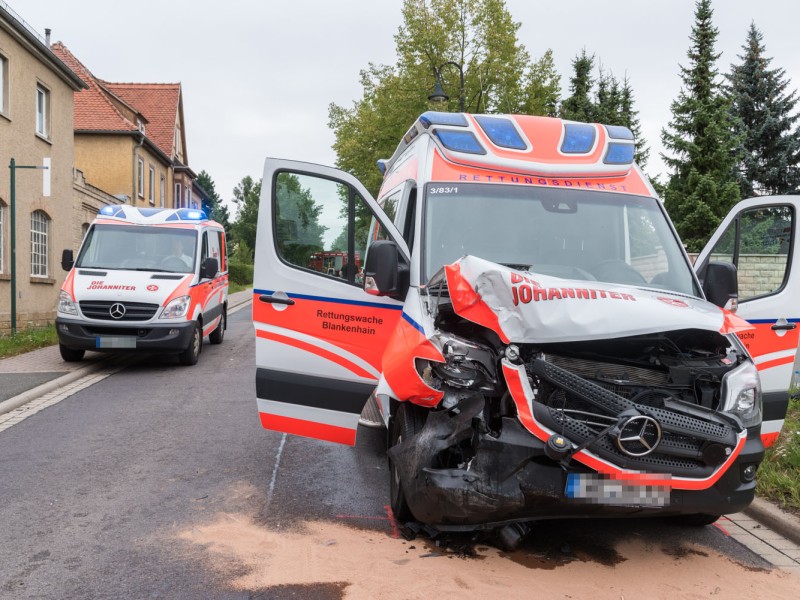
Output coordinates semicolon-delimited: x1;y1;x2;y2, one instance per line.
389;397;764;530
56;317;195;353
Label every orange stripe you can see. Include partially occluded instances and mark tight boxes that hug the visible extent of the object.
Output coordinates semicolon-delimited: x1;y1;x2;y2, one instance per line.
761;432;780;448
259;412;356;445
256;329;376;380
756;355;795;372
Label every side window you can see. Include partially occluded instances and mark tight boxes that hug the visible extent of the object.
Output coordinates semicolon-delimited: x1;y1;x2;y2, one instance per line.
367;191;400;248
402;188;417;252
274;171;383;285
207;229;221;271
217;232;227;271
707;205;793;301
200;231;209;265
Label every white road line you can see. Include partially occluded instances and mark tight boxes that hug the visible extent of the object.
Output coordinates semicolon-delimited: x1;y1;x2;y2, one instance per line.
265;433;287;512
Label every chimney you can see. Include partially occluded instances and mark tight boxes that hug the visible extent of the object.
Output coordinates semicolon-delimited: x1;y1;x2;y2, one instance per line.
45;28;51;46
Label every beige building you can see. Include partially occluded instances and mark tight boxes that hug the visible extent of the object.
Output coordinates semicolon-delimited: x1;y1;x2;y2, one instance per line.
0;5;86;332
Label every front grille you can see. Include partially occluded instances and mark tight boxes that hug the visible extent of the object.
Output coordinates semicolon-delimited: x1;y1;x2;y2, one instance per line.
79;301;159;321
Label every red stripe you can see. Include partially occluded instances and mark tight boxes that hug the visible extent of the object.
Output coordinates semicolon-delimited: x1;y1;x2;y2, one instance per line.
256;329;375;380
761;432;780;448
756;355;795;372
259;411;356;445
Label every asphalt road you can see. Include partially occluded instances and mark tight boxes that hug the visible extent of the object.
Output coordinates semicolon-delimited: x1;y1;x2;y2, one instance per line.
0;309;789;599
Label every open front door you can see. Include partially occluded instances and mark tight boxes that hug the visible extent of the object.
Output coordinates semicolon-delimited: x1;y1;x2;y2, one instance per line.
696;197;798;447
253;160;410;445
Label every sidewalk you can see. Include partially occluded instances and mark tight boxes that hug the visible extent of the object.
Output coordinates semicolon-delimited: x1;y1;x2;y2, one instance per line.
0;290;252;413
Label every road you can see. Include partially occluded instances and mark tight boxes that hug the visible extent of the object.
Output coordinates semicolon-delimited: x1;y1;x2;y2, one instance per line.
0;308;797;599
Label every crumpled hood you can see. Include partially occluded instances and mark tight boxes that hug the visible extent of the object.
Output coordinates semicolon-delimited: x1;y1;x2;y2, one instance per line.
440;256;751;344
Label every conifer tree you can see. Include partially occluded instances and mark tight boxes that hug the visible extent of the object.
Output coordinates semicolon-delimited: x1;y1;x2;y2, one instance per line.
661;0;741;251
619;77;649;168
726;23;800;196
559;49;595;122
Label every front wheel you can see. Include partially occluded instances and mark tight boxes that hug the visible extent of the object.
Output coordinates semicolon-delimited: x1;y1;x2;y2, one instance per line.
178;322;202;366
59;344;85;362
209;309;226;345
389;402;427;524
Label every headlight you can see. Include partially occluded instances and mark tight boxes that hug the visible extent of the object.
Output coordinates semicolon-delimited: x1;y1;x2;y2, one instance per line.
160;295;191;319
57;291;78;315
416;332;497;392
721;360;762;428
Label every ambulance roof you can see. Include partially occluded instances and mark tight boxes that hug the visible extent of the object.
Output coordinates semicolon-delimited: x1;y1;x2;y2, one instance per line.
94;206;222;228
379;112;637;181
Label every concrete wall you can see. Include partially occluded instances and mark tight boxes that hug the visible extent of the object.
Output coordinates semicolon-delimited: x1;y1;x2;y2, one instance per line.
709;253;788;300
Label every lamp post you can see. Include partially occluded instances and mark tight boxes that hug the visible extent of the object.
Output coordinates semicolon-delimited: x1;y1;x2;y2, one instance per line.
428;61;465;112
7;158;50;336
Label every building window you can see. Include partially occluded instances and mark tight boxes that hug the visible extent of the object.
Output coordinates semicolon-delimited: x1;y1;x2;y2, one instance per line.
160;175;165;207
175;183;182;208
137;157;144;198
36;84;50;137
0;201;5;274
149;166;155;204
31;210;49;277
187;188;193;208
0;54;8;115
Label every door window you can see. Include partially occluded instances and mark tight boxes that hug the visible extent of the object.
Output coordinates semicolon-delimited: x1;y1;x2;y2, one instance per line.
274;171;378;285
707;205;793;301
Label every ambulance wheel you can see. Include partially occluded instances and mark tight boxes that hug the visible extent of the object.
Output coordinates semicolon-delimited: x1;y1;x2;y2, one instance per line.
389;402;427;524
59;344;85;362
178;322;202;366
209;309;226;345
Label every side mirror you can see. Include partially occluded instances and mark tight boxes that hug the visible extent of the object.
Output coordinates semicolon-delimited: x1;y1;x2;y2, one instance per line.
703;262;738;309
61;249;74;272
200;257;219;280
363;240;408;299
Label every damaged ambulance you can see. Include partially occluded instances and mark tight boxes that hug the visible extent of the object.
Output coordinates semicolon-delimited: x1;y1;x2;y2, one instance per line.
252;112;795;536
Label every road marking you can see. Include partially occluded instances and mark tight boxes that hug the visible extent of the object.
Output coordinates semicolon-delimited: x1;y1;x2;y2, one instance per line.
265;433;287;512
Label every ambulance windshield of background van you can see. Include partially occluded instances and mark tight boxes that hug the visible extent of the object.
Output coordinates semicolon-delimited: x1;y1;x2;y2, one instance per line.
77;225;197;273
423;183;699;297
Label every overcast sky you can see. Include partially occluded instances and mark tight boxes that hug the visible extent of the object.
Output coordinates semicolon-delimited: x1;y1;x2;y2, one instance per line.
16;0;800;212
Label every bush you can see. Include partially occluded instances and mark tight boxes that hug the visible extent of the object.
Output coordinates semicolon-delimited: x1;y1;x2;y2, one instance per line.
228;261;253;286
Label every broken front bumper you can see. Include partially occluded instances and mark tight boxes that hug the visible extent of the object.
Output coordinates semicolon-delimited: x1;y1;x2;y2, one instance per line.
388;394;764;530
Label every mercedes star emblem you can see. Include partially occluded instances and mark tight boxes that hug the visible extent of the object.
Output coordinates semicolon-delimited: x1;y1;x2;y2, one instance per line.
109;303;127;320
616;415;662;457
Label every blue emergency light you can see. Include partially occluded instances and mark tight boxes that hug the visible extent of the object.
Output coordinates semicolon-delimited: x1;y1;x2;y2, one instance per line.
561;124;596;154
419;111;468;128
99;205;125;218
475;116;528;150
605;125;634;140
604;143;636;165
433;129;486;155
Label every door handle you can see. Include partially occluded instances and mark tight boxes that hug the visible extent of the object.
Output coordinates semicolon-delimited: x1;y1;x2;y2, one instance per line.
259;294;295;306
771;322;797;331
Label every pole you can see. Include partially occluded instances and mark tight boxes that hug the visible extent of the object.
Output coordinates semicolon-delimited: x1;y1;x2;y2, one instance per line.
9;158;15;335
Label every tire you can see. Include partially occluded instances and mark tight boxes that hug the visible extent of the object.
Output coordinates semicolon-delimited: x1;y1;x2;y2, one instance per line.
59;344;85;362
389;402;427;524
209;309;226;345
178;322;202;366
670;513;720;527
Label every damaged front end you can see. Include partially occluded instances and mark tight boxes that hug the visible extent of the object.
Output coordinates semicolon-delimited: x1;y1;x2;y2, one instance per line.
387;258;764;530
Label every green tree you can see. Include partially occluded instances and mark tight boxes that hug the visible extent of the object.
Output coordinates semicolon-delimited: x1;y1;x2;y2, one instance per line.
726;23;800;196
329;0;549;197
520;49;560;117
559;49;595;122
230;176;261;254
661;0;741;251
619;77;650;167
196;170;231;232
273;173;327;268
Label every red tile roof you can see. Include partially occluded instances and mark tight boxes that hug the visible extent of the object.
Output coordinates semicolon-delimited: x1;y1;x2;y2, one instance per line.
50;43;182;159
103;83;181;158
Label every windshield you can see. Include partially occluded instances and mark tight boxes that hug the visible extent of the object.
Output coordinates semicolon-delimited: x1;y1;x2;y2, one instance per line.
423;183;699;296
77;225;197;273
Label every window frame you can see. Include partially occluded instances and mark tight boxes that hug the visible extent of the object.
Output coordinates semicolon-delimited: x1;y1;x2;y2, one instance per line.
35;83;50;138
0;53;8;117
175;183;182;208
0;201;5;274
148;165;155;204
137;157;145;198
160;175;166;207
30;210;49;278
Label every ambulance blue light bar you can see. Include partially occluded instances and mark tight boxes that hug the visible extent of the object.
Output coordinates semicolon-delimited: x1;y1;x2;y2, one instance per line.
605;125;634;140
475;116;528;150
99;205;125;218
419;111;468;128
433;129;486;155
561;124;596;153
165;208;208;222
604;143;635;165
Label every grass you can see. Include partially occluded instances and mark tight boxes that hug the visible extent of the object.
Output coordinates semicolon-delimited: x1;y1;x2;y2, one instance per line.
228;281;252;295
756;398;800;514
0;324;59;359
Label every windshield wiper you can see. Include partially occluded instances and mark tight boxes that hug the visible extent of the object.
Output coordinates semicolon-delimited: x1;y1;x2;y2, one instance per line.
499;262;531;271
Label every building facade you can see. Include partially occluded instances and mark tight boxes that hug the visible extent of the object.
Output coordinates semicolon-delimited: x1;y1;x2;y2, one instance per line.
0;5;86;332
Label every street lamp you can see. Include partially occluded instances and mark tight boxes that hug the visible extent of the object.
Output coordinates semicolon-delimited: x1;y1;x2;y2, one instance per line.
428;61;465;112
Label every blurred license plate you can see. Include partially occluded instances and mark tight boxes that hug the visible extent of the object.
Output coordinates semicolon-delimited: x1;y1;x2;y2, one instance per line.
566;473;670;507
96;336;136;349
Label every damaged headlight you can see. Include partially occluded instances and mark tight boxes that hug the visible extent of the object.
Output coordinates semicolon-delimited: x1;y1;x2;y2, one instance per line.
721;359;762;428
416;332;498;392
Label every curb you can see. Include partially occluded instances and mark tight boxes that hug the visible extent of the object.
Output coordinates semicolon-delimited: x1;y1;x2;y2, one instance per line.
744;497;800;547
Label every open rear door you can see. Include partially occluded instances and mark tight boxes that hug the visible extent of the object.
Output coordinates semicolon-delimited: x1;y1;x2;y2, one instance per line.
253;160;409;445
696;196;799;447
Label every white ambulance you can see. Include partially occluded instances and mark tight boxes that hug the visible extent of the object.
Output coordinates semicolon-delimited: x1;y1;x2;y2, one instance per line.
252;111;796;539
57;206;228;366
